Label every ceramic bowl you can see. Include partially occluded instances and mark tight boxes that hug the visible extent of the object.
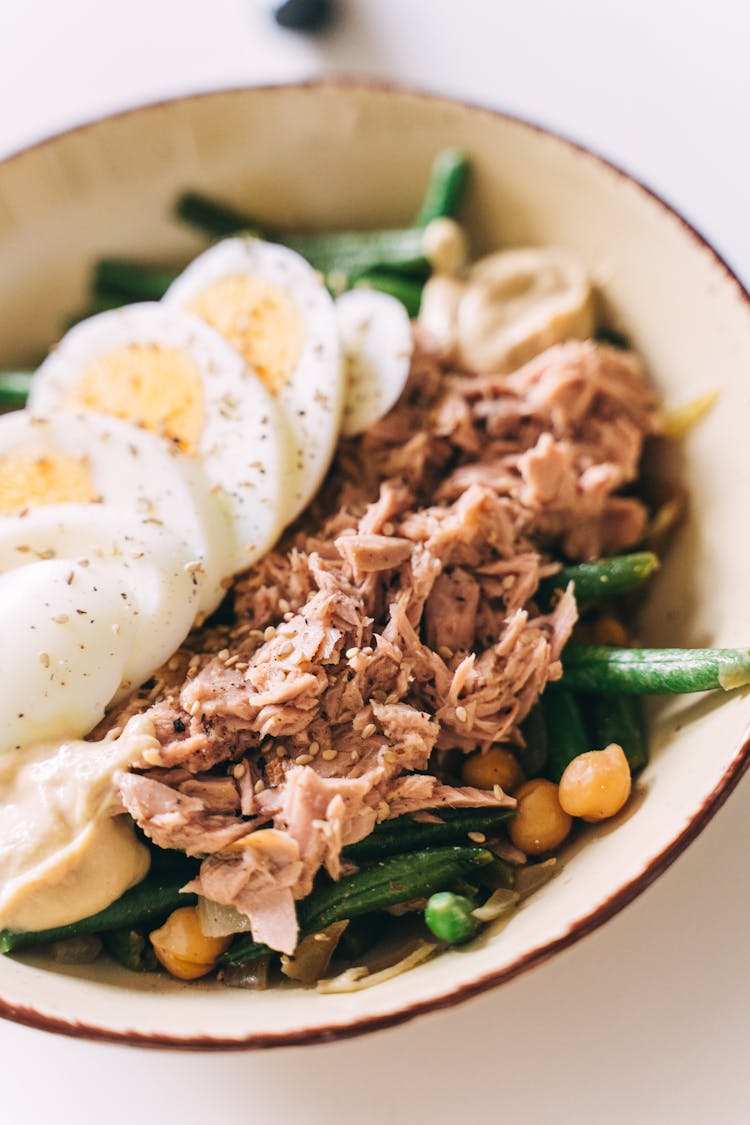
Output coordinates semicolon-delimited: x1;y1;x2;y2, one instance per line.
1;81;749;1049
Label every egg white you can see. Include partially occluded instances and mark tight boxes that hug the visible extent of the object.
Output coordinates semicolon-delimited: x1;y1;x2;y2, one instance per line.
335;289;413;436
164;237;344;522
28;303;293;580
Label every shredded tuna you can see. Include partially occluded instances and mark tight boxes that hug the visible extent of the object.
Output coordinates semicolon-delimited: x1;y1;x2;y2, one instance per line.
112;336;658;952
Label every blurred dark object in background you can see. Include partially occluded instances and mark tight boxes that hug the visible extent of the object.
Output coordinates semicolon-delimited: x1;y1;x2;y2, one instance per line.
272;0;336;31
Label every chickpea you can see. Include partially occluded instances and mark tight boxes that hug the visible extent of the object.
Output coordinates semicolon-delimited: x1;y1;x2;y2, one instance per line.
509;778;572;855
558;743;632;823
150;906;232;981
462;746;524;794
422;217;469;276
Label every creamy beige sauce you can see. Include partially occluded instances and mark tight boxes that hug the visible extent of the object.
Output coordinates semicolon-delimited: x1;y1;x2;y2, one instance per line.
0;714;157;931
418;247;595;373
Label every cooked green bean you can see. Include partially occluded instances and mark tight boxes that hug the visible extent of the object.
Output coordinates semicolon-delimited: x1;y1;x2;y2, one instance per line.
542;687;590;782
283;227;428;279
174;191;263;239
103;927;158;972
595;326;630;350
538;552;659;606
518;703;549;777
0;370;33;410
353;270;423;316
416;149;470;225
0;865;198;954
342;807;514;862
587;693;649;774
561;645;750;694
424;891;478;944
93;259;178;303
220;845;493;965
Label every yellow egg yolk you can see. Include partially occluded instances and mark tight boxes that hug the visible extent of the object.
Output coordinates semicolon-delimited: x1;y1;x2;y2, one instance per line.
0;451;96;513
70;344;204;451
187;275;304;396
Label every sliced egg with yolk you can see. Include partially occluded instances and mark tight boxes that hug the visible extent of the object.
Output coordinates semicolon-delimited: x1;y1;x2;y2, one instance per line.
335;289;413;436
28;302;292;579
0;406;231;616
163;237;343;522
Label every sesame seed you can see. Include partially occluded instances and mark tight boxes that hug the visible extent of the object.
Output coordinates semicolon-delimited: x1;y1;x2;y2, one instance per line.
312;932;328;943
438;646;454;661
51;614;70;624
224;654;241;668
189;700;201;717
493;784;506;801
129;550;144;560
277;640;294;658
232;763;246;779
275;746;286;759
350;750;360;762
309;741;320;757
188;654;201;670
382;522;395;536
38;652;50;668
385;692;399;705
218;649;230;661
455;705;468;723
184;560;204;574
168;656;181;671
346;647;359;660
187;666;198;679
278;598;290;614
264;626;277;642
254;779;266;794
468;831;486;843
321;749;337;761
361;723;377;740
383;750;398;765
296;753;313;765
283;611;294;622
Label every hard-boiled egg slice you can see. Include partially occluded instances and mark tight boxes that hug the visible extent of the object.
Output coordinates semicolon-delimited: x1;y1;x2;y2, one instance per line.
0;558;140;754
0;504;199;697
335;289;413;436
28;303;292;579
163;237;343;521
0;406;231;616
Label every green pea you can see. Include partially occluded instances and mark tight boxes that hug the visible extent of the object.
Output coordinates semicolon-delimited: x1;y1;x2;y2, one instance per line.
424;892;479;944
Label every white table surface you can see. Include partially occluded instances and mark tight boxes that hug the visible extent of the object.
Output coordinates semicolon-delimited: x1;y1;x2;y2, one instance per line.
2;2;750;1121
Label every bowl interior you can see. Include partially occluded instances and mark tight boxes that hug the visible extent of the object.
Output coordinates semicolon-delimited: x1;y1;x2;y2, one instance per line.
1;82;750;1047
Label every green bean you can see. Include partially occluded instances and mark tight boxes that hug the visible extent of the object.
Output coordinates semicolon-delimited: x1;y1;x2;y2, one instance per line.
0;370;33;410
103;927;158;972
586;693;649;774
595;326;631;350
220;845;493;965
542;687;590;782
537;552;659;606
353;270;423;316
342;807;515;862
518;703;549;777
415;149;470;225
93;259;178;303
424;891;478;944
174;191;263;239
283;227;428;279
0;864;198;954
561;645;750;694
474;856;516;891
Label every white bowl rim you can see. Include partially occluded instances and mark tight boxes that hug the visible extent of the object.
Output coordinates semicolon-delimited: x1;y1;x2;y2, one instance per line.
2;76;749;1051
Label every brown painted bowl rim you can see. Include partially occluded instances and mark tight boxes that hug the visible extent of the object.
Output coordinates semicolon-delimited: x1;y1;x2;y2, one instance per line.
2;76;749;1052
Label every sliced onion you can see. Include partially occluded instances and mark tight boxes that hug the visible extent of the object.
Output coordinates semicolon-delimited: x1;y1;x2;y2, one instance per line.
471;888;519;923
196;896;252;938
220;957;270;990
317;942;437;994
515;858;557;901
281;921;348;985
